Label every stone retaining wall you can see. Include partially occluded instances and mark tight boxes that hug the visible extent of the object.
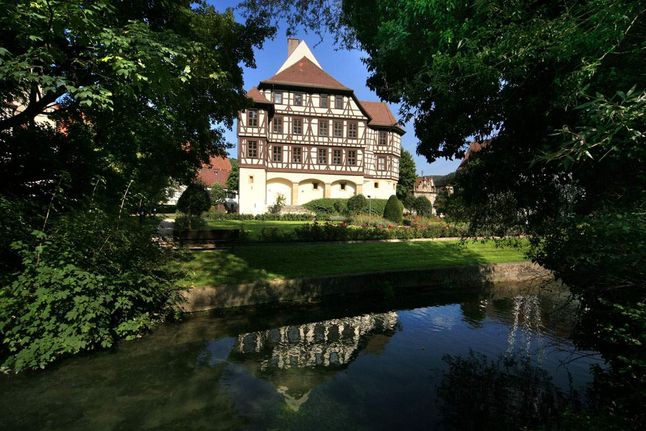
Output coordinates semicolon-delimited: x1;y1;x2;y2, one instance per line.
179;262;553;313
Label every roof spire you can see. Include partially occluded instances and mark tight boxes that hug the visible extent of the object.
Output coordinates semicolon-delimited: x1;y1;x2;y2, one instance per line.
276;39;322;74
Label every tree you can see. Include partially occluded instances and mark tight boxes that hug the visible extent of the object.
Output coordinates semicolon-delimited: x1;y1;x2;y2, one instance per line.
210;183;227;206
0;1;274;372
339;0;645;425
226;158;239;192
413;196;432;217
177;182;211;217
434;188;450;217
383;195;403;224
397;149;416;201
0;1;272;204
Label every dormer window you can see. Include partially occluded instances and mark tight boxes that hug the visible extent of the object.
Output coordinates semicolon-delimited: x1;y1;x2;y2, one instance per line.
293;93;304;106
247;109;258;127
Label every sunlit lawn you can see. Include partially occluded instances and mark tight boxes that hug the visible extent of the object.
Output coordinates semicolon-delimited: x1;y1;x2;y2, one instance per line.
174;239;529;288
204;219;315;239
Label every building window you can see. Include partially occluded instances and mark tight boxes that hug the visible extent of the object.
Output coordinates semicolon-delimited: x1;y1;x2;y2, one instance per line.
318;119;329;136
334;95;344;109
377;156;386;171
378;131;388;146
273;92;283;104
347;149;357;166
332;149;342;165
333;120;343;138
320;94;328;108
374;182;379;188
340;182;346;190
292;147;302;163
313;182;319;190
292;117;303;135
318;148;327;164
293;92;304;106
273;146;283;162
247;141;258;158
273;116;283;133
247;109;258;127
347;121;358;139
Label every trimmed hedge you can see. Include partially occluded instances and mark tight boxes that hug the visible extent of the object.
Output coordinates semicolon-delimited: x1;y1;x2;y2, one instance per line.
304;198;388;217
207;212;314;221
294;222;465;242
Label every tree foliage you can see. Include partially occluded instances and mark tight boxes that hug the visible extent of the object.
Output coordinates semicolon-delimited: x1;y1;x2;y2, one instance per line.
226;158;239;191
177;182;211;216
0;0;272;204
0;1;274;371
413;196;433;217
340;0;646;425
210;183;227;205
397;149;417;200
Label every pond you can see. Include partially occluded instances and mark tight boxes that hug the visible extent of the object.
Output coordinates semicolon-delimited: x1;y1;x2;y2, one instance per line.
0;281;603;430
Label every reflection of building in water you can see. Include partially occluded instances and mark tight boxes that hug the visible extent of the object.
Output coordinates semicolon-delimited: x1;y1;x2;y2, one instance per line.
234;312;398;372
506;295;543;358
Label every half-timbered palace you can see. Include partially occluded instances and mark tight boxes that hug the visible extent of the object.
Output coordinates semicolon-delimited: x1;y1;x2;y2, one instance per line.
237;39;404;214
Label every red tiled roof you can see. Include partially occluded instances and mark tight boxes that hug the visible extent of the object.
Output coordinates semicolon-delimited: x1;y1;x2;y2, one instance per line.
197;156;232;187
261;57;350;91
459;140;490;169
358;100;404;134
246;87;272;105
359;101;397;126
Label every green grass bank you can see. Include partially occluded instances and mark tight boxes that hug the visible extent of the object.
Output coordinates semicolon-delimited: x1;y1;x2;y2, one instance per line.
174;239;529;288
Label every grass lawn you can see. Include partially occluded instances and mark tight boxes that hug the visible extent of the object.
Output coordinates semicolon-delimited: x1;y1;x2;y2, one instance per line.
174;239;529;288
204;219;314;239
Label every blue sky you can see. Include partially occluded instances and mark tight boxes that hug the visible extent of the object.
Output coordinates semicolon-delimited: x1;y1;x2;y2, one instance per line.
209;1;461;176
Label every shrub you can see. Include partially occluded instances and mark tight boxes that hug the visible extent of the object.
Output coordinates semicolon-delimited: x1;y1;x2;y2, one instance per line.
383;195;404;224
413;196;433;216
350;213;390;227
0;210;179;372
347;194;367;214
303;198;348;215
177;182;210;216
269;193;286;214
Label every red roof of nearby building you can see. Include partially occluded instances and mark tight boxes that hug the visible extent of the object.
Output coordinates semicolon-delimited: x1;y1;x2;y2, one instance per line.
197;156;232;187
459;140;490;169
261;57;351;91
359;101;397;126
246;87;273;105
359;100;405;134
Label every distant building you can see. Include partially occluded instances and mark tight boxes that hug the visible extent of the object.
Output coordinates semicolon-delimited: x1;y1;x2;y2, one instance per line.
237;39;404;215
197;156;232;188
414;176;438;206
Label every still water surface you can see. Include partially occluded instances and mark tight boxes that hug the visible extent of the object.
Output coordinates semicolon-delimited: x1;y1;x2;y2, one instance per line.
1;282;602;430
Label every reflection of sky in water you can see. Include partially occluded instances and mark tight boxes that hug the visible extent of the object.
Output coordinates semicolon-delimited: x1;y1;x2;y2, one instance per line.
0;289;605;431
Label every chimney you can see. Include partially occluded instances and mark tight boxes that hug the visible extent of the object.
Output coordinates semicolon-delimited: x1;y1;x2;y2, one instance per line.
287;38;300;57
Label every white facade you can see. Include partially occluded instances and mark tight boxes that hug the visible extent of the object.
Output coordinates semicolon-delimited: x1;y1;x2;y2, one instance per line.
238;40;403;215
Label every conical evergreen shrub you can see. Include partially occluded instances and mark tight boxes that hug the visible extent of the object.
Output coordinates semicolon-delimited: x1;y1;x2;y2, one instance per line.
383;195;403;224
